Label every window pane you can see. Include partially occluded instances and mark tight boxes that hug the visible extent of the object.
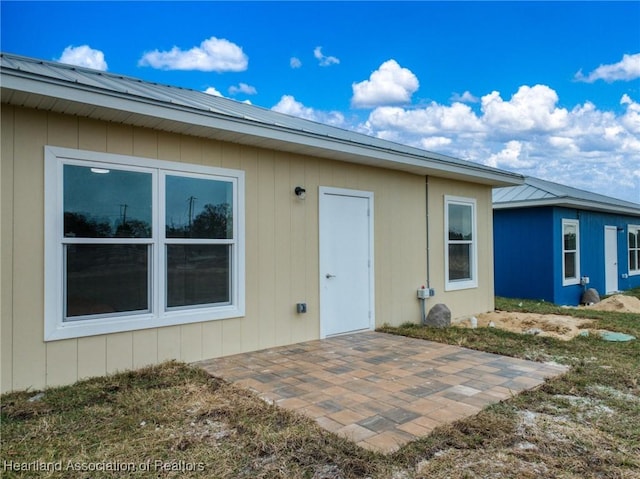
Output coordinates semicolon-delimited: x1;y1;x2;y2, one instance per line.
167;245;231;308
165;176;233;239
64;165;152;238
630;231;637;249
66;244;149;318
448;203;472;240
630;251;637;271
564;225;577;251
449;244;471;281
564;252;576;279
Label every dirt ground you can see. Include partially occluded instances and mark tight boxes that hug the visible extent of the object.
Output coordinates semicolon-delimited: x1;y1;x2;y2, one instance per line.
455;295;640;341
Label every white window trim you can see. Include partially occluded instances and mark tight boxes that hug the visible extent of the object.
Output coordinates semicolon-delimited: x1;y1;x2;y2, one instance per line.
444;195;478;291
44;146;245;341
629;225;640;276
561;218;580;286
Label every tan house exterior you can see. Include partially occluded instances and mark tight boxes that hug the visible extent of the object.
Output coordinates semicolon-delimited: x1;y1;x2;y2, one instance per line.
0;53;522;393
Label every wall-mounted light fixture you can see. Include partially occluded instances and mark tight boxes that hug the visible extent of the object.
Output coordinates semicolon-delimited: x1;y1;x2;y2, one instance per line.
617;226;625;232
294;186;306;199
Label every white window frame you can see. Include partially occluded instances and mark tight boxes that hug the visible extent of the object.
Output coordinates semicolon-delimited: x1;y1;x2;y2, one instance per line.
444;195;478;291
44;146;245;341
629;225;640;276
561;218;580;286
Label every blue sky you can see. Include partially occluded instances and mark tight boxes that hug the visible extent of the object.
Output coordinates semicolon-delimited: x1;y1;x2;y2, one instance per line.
2;1;640;202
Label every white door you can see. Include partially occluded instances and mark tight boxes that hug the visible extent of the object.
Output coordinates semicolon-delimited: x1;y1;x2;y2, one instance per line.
319;187;374;337
604;226;618;294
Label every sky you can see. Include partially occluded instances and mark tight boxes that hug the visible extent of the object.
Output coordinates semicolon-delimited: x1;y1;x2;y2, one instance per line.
2;1;640;203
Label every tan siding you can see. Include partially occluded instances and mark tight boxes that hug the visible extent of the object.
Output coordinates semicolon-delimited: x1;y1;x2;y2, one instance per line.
46;339;78;387
1;106;497;392
1;105;15;392
12;108;47;390
106;332;133;374
427;177;495;319
77;336;107;380
132;329;158;369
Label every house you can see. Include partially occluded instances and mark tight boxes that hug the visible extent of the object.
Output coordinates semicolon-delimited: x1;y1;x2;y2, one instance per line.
0;53;522;393
493;176;640;305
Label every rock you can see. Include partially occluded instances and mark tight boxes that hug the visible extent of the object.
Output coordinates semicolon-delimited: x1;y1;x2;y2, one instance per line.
425;303;451;328
581;288;600;305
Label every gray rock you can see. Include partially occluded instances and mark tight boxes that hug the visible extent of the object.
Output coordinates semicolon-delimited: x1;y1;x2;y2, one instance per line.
425;303;451;328
581;288;600;305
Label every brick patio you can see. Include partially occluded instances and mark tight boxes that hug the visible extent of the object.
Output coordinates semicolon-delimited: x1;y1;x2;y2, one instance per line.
196;331;568;453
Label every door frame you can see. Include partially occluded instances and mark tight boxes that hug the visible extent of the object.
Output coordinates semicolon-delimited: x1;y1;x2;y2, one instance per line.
604;225;618;294
319;186;375;338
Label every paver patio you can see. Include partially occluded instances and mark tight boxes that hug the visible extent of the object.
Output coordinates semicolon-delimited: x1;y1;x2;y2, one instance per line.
196;331;568;453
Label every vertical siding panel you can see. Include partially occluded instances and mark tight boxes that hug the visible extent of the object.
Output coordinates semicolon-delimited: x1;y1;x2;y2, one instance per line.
133;128;159;159
201;320;223;359
240;147;259;352
180;135;202;165
180;324;203;362
77;336;107;380
78;118;107;152
158;133;181;162
46;340;78;387
106;124;133;155
274;155;292;346
132;329;158;369
304;158;321;339
157;326;181;362
257;150;277;348
12;108;47;390
289;157;308;343
1;105;15;392
47;113;78;148
202;140;222;167
221;319;243;356
105;332;133;374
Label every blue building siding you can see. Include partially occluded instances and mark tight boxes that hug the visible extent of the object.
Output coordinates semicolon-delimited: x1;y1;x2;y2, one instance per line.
495;206;640;305
494;207;555;301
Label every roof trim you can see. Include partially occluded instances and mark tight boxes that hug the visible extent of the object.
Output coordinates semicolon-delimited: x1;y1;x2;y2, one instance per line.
1;52;523;187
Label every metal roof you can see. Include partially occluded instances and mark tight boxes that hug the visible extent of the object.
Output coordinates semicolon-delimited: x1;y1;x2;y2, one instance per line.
493;176;640;216
0;52;523;187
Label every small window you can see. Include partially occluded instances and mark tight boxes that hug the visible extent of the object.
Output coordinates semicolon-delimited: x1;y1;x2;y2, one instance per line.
562;219;580;286
45;146;245;340
629;225;640;275
445;196;477;291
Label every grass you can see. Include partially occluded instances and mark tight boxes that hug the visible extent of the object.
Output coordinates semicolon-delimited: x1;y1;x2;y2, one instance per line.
2;291;639;478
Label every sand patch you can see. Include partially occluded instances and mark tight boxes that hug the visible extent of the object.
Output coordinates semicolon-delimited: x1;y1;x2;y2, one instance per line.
581;295;640;314
456;312;594;341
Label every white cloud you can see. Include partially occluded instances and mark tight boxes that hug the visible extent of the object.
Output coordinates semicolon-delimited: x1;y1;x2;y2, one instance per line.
138;36;248;72
290;57;302;69
313;47;339;67
355;85;640;202
351;60;419;108
575;52;640;83
481;85;569;135
271;95;346;127
229;83;257;95
204;87;223;97
450;91;479;103
57;45;107;71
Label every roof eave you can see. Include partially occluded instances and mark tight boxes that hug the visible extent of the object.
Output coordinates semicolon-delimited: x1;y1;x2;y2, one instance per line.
1;70;523;187
493;198;640;216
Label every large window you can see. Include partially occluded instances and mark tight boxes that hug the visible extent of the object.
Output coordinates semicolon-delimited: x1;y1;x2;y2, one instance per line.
45;146;245;340
562;219;580;286
630;225;640;275
445;196;477;291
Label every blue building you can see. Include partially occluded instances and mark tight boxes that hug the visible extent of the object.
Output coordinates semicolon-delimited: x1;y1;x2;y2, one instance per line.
493;177;640;305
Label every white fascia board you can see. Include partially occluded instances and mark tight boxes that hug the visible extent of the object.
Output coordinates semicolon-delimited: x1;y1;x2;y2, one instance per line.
2;73;523;186
494;198;640;217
